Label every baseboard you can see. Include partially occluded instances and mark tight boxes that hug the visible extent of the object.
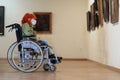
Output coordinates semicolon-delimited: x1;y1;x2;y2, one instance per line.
88;59;120;73
63;58;88;61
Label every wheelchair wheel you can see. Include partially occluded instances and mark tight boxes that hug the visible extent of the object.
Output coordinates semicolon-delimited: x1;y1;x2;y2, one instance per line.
43;64;56;72
43;64;49;71
50;65;56;72
7;42;18;70
11;40;43;73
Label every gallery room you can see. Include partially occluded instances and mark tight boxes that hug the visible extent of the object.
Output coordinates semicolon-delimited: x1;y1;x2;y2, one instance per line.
0;0;120;80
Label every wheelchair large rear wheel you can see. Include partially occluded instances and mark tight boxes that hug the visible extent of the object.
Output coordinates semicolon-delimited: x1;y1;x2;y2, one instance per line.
11;40;43;73
7;42;18;70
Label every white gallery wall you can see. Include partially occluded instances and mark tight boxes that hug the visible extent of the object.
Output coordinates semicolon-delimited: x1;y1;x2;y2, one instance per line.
88;0;120;69
0;0;88;58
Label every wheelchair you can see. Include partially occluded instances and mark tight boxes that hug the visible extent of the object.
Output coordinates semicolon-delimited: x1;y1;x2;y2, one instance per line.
6;23;62;73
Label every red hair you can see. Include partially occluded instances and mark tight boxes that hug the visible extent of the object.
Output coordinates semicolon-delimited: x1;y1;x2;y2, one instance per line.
21;13;37;25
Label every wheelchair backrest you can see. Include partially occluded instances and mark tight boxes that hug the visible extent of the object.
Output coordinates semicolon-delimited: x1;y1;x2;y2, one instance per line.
15;24;23;42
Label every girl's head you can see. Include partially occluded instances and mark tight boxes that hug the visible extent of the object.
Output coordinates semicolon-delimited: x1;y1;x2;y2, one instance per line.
21;13;37;26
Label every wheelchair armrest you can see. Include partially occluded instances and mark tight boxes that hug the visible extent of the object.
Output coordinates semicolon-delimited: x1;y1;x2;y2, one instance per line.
22;35;36;41
23;35;35;38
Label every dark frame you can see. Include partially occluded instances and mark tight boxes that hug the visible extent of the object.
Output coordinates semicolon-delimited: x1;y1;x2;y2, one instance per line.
90;4;95;31
86;11;91;32
102;0;109;23
33;12;52;34
0;6;4;36
97;0;103;27
110;0;119;24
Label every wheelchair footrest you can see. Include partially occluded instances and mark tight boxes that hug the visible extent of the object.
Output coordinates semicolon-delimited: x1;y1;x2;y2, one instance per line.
49;54;62;64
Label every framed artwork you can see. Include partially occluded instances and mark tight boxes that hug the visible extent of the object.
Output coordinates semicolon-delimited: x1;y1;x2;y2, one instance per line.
86;11;91;32
94;0;98;11
33;12;52;34
94;12;99;29
102;0;109;23
97;0;103;26
0;6;4;36
94;0;99;29
110;0;119;24
90;3;95;31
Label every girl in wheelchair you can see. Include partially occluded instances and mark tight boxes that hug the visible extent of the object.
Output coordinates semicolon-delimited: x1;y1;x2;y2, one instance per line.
21;13;49;46
6;13;62;73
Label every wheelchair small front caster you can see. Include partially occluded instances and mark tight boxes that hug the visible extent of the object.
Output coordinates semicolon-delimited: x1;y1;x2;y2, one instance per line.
43;64;56;72
43;64;49;71
50;65;56;72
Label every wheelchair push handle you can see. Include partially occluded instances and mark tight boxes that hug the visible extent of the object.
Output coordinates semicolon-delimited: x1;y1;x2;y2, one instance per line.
6;23;20;28
6;23;21;32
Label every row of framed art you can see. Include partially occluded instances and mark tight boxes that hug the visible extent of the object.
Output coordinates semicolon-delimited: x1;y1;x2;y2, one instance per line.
87;0;119;32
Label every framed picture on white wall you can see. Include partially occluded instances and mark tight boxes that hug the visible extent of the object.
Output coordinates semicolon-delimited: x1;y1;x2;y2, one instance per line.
110;0;119;24
33;12;52;34
0;6;4;36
